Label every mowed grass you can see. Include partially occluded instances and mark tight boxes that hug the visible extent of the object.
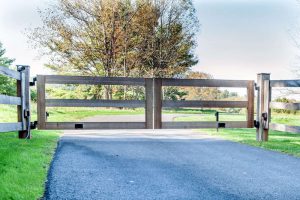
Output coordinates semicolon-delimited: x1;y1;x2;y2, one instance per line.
0;130;60;200
46;107;145;122
202;128;300;157
174;113;246;121
174;112;300;126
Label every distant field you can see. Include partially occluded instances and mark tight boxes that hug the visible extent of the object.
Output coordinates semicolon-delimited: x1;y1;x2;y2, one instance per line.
1;104;299;126
174;112;300;126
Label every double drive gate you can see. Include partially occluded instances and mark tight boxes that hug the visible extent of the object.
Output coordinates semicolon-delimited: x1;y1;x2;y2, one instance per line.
36;75;254;130
1;67;298;142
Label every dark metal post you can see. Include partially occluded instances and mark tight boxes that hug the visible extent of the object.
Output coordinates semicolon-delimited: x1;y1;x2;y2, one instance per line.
215;112;219;132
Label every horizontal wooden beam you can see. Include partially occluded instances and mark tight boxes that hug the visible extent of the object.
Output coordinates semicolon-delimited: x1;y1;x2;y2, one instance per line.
270;102;300;111
270;123;300;134
44;75;145;86
162;121;248;129
163;100;248;108
270;80;300;87
0;66;20;80
0;122;23;132
162;79;249;88
43;122;146;130
0;94;21;105
46;99;145;108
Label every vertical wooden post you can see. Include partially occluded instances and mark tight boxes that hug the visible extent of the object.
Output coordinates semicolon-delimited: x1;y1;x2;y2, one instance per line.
153;78;162;129
145;78;154;129
17;65;30;139
247;81;255;128
37;75;46;130
256;73;271;141
145;78;162;129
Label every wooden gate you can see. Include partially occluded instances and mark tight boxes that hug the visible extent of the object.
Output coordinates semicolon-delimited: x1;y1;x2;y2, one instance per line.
155;78;254;129
36;75;254;130
37;75;155;129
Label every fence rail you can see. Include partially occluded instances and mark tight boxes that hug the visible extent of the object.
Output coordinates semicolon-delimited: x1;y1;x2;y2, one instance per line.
270;80;300;87
161;79;249;87
44;122;145;130
270;102;300;111
0;122;23;132
0;94;21;105
269;123;300;134
44;75;145;86
256;74;300;141
0;65;30;138
46;99;145;108
162;121;247;129
0;66;21;80
162;100;248;108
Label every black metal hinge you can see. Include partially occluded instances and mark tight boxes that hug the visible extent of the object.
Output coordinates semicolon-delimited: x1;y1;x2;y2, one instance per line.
30;121;38;129
254;120;260;128
30;77;37;86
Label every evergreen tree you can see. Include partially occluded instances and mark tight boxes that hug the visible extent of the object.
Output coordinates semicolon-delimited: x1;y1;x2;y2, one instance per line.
0;42;16;96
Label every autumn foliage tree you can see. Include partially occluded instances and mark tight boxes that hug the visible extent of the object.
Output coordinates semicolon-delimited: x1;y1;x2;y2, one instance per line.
29;0;199;99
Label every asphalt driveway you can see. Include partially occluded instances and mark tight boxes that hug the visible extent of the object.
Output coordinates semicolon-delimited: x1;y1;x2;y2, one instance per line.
44;130;300;200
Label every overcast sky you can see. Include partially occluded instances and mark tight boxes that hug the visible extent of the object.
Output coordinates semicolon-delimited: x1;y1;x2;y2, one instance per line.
0;0;300;81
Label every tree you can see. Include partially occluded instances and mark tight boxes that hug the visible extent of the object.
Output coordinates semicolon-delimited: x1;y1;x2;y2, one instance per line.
132;0;199;78
0;42;16;96
28;0;199;99
181;71;220;100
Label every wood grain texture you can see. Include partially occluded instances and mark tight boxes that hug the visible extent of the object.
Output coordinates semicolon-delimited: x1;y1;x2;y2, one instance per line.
270;80;300;87
163;100;248;108
37;75;46;129
162;79;249;87
154;79;162;129
0;123;23;132
46;99;145;108
247;81;255;128
162;121;248;129
44;122;146;130
0;66;20;80
270;123;300;133
270;102;300;111
44;75;145;86
0;94;21;105
145;78;154;129
256;74;271;141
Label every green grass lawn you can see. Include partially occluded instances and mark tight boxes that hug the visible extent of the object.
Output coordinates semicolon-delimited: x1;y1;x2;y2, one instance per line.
0;104;300;199
0;130;60;200
202;128;300;157
46;107;145;122
174;112;300;126
174;113;246;121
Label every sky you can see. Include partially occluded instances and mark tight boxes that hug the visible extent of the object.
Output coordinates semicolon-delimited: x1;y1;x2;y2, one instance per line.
0;0;300;81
